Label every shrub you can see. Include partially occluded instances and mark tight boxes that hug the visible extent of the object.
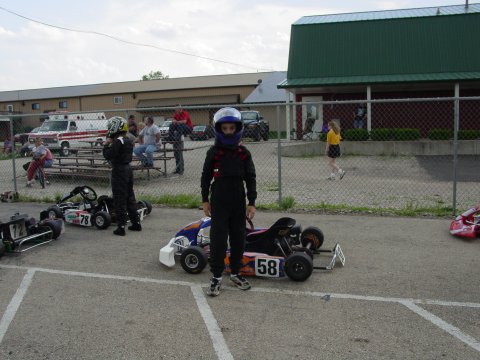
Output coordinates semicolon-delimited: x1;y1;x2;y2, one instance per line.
458;130;480;140
343;129;369;141
393;128;421;141
428;128;452;140
370;128;394;141
318;132;327;141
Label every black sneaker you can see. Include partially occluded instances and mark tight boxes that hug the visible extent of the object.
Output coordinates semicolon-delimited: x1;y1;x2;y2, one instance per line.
230;274;251;290
206;277;222;296
128;223;142;231
113;227;126;236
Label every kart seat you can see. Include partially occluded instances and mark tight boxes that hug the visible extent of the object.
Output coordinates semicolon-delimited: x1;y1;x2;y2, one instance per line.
245;217;296;255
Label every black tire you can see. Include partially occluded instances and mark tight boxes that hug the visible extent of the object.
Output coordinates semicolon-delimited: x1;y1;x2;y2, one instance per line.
284;252;313;282
261;128;269;141
0;243;5;257
92;211;111;229
60;142;70;157
42;220;62;239
301;227;324;250
46;205;64;219
253;130;261;142
138;200;152;214
180;246;208;274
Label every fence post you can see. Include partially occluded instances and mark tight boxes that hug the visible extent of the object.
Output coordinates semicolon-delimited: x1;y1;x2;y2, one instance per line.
276;105;282;206
452;83;459;216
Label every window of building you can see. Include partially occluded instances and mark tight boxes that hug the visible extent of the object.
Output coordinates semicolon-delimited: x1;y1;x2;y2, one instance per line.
6;104;13;112
32;103;40;110
114;96;123;105
59;101;68;109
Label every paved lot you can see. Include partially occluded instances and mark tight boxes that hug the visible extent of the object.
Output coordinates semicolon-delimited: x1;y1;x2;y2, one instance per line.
0;203;479;359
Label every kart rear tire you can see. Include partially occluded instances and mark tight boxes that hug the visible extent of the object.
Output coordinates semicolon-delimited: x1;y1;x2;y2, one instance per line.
46;205;64;219
284;252;313;282
92;211;111;229
180;246;208;274
42;220;62;239
301;227;324;250
138;200;152;214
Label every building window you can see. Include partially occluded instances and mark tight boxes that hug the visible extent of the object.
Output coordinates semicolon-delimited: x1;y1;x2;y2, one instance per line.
6;104;13;112
59;101;68;109
113;96;123;105
32;103;40;110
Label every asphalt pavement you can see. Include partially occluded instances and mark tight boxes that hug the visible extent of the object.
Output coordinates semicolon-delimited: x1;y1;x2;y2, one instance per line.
0;203;479;359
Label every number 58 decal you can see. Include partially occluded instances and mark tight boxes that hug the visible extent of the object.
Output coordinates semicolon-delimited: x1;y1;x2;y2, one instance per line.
255;257;280;277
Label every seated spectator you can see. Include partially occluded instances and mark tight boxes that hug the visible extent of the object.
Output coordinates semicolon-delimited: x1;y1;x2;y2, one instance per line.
133;117;161;167
26;138;53;187
128;114;138;137
3;136;13;154
168;104;193;141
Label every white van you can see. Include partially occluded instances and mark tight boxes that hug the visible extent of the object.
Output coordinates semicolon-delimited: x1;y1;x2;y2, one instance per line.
28;112;108;156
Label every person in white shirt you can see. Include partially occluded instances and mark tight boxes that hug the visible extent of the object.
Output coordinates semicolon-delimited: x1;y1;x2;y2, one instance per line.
133;117;161;167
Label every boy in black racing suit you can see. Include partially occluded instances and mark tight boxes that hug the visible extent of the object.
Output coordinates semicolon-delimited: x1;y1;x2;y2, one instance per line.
201;107;257;296
103;117;141;236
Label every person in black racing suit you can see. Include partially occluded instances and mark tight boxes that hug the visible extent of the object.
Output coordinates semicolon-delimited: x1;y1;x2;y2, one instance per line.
201;107;257;296
103;116;141;236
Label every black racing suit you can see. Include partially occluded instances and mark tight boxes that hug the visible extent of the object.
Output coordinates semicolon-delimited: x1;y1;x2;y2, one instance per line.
201;142;257;278
103;136;140;227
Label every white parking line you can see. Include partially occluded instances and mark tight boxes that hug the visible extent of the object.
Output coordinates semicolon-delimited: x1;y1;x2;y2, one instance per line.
400;300;480;353
0;268;35;344
1;264;480;356
191;285;234;360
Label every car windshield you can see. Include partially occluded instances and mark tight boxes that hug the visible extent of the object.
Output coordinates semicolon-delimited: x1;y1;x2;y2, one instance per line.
194;126;206;131
39;121;68;132
161;120;172;127
241;112;257;121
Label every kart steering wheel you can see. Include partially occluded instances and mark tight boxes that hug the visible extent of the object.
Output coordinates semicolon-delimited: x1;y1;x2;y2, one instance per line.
80;186;97;201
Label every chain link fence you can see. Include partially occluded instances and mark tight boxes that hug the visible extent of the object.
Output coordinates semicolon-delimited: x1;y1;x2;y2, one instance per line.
1;97;479;216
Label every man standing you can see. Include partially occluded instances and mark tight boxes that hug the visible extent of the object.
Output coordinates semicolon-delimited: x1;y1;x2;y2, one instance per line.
169;104;193;141
133;117;161;167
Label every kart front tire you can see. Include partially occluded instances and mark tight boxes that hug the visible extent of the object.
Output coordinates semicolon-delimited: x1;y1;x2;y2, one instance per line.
92;211;111;229
285;252;313;282
46;206;64;219
180;246;208;274
138;200;152;214
42;220;62;239
301;227;324;250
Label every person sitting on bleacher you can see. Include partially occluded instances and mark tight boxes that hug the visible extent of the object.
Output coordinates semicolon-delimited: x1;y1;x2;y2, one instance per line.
133;117;161;168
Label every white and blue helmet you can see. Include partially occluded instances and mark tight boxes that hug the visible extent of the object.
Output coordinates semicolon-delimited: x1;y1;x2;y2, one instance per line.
213;107;243;145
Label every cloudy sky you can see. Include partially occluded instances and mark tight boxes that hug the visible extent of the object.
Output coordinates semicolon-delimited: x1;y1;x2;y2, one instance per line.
0;0;466;91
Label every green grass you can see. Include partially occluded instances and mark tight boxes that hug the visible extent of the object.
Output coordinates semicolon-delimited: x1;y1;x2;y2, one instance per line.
14;192;454;217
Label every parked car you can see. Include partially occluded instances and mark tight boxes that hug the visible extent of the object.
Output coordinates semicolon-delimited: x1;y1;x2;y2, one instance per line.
159;120;172;139
14;127;40;145
190;125;214;141
240;111;269;141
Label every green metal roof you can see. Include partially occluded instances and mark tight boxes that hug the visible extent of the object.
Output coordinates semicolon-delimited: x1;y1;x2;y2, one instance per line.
280;4;480;89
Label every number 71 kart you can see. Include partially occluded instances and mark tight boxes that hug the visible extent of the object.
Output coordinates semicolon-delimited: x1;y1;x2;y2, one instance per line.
41;185;152;229
0;213;64;257
449;205;480;239
159;216;345;282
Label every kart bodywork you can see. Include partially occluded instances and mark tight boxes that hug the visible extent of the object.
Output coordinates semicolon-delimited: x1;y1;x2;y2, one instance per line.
42;185;152;229
0;213;64;257
159;216;345;281
450;205;480;239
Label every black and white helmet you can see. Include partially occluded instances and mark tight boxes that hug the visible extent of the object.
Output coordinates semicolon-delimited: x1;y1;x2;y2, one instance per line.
106;116;128;138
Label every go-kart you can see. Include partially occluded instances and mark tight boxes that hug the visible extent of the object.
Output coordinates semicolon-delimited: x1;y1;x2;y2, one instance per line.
450;205;480;239
41;185;152;229
0;213;64;257
159;216;345;282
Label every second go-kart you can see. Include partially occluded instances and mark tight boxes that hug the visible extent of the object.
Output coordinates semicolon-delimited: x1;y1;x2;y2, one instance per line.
42;185;152;229
0;212;64;257
159;216;345;282
450;205;480;239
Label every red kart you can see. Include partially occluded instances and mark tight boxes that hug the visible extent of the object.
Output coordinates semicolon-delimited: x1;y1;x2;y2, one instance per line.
450;205;480;239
